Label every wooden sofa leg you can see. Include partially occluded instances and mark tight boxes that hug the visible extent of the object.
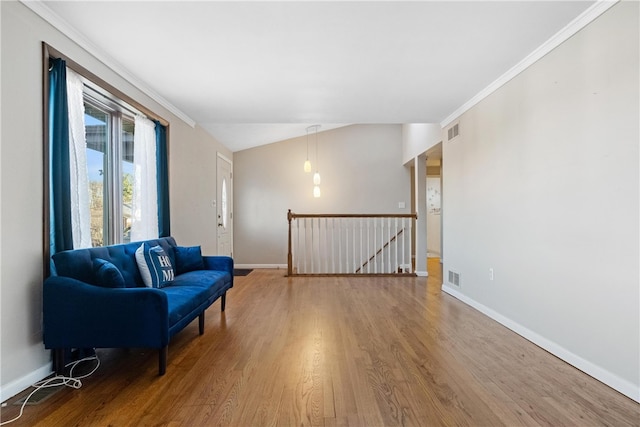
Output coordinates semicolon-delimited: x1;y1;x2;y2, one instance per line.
221;292;226;312
159;346;167;376
199;312;205;335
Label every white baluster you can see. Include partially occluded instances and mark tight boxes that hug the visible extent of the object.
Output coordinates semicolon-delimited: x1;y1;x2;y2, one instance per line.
358;218;362;274
312;218;316;274
326;218;330;274
352;218;356;273
323;217;328;274
402;218;407;273
301;218;306;274
393;217;398;273
346;219;350;273
366;217;371;274
339;218;343;274
387;217;391;274
409;217;413;273
379;217;383;273
295;218;299;274
330;218;335;274
374;217;378;274
315;217;320;274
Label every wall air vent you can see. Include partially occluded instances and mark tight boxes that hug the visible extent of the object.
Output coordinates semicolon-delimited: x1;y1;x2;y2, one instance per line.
447;123;459;141
448;270;460;287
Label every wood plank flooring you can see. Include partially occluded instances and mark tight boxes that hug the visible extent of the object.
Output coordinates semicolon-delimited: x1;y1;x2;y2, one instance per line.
2;259;639;426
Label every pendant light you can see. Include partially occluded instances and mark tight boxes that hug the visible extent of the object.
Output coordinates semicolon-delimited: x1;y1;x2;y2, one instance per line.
311;125;321;197
303;127;311;173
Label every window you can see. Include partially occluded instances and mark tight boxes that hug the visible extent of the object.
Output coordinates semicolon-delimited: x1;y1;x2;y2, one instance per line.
46;50;170;271
84;89;137;246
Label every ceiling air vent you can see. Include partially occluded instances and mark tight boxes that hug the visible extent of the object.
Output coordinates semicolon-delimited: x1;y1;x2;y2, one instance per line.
447;123;459;141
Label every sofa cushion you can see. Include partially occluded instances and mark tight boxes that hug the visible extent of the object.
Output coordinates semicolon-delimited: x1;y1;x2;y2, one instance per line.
163;270;232;325
168;270;231;292
92;258;126;288
174;246;205;275
135;243;175;288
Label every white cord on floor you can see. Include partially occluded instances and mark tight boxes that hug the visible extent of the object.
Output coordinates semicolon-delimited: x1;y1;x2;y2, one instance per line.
0;353;100;426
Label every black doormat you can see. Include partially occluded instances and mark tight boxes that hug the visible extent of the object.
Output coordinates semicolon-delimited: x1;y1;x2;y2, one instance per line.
233;269;253;276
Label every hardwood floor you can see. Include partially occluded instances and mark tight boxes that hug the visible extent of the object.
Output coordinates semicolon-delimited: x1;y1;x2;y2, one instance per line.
2;259;639;426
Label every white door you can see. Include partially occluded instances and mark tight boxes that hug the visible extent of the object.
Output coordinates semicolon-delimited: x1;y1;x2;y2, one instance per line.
216;154;233;256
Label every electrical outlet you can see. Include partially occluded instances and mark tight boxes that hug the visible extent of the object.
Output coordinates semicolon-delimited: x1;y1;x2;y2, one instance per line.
489;268;494;281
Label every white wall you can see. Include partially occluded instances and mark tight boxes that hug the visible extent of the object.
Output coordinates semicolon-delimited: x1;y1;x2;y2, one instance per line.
233;125;411;266
169;124;232;256
442;2;639;401
0;1;231;400
402;123;441;165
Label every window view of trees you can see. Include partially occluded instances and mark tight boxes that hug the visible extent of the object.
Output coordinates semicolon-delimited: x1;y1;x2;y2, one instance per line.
87;173;133;247
121;172;133;243
89;180;104;247
85;100;135;247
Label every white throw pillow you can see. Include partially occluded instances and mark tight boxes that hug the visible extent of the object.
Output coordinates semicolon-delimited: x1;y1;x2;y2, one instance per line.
135;243;175;288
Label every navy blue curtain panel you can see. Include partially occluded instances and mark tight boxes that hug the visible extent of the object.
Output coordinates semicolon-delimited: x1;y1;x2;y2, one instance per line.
49;58;73;257
49;59;96;363
155;121;170;237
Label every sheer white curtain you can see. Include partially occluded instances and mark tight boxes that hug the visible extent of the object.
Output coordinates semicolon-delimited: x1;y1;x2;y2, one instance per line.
66;68;91;249
131;115;158;241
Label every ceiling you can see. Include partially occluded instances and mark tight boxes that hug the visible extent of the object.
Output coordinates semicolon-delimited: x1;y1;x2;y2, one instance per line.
39;1;595;152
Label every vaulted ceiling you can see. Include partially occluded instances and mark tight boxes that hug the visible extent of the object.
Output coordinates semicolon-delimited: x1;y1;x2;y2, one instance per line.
36;1;595;151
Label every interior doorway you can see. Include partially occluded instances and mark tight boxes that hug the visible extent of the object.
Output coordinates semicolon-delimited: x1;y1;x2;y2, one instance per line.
427;175;441;258
425;143;442;261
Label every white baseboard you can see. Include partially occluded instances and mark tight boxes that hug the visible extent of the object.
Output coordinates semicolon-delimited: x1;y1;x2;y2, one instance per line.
416;270;428;277
441;284;640;403
235;264;287;270
0;362;52;403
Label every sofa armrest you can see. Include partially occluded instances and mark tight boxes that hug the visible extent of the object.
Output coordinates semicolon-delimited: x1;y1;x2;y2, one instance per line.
43;276;169;350
202;256;233;274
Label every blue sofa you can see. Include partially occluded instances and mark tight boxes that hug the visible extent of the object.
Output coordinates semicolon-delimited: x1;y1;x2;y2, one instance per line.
43;237;233;375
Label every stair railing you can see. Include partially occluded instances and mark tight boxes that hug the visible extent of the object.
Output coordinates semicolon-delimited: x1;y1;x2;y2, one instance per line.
287;210;417;276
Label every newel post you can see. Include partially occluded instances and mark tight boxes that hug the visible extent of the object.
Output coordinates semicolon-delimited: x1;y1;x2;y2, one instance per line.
287;209;293;276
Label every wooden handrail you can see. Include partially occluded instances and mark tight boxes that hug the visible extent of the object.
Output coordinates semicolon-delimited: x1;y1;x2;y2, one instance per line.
289;211;417;219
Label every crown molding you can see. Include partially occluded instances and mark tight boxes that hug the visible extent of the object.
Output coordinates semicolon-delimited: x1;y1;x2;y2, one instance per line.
441;0;619;128
21;0;196;128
